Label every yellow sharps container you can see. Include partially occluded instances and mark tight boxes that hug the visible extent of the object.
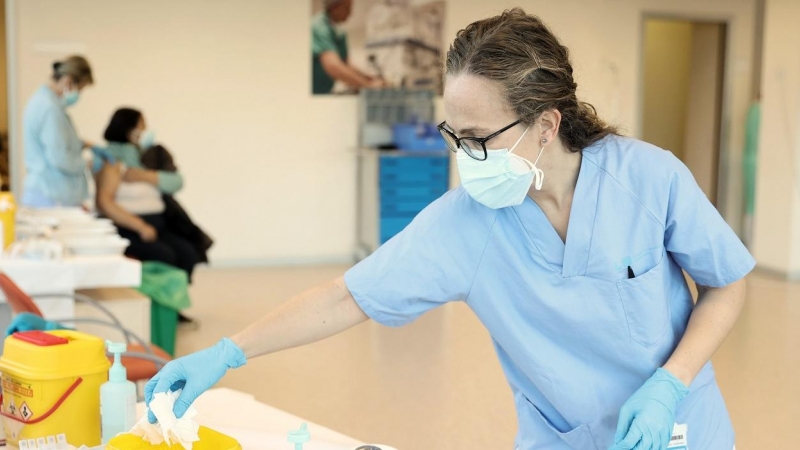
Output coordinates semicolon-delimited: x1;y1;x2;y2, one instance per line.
0;330;110;448
0;192;15;249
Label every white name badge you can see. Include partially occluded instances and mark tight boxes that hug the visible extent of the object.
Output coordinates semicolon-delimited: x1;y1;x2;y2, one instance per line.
668;423;688;450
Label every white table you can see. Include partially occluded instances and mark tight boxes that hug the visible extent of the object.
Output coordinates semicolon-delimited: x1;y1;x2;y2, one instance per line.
0;255;141;324
136;388;369;450
0;255;141;290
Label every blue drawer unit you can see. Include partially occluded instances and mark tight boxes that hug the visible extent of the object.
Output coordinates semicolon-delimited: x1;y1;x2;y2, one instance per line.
379;216;415;243
380;185;447;200
355;149;451;259
379;157;449;184
378;154;450;243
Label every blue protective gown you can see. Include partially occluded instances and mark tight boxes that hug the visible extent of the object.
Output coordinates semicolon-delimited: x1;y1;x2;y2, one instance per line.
22;85;87;207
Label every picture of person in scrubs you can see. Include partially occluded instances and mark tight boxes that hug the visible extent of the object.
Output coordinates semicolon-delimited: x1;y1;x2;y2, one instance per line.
148;9;751;450
311;0;384;94
22;55;94;208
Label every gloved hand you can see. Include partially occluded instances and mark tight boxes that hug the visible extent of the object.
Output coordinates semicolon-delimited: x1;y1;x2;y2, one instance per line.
609;368;690;450
6;313;64;336
89;147;116;173
144;337;247;423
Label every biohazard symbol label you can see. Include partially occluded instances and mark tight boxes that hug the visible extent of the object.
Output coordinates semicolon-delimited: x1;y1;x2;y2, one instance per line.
19;402;32;421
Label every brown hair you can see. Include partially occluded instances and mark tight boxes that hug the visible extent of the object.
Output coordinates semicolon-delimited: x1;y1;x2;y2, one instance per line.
445;8;617;152
52;55;93;85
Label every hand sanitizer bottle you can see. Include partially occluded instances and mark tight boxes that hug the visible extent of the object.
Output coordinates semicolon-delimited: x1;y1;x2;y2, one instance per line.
101;341;137;443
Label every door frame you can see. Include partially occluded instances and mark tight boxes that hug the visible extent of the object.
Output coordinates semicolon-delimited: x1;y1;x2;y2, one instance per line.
638;12;733;214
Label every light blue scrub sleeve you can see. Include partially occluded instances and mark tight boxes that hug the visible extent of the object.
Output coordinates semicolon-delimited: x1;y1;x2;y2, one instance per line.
157;171;184;194
345;189;495;327
41;108;84;175
663;154;755;287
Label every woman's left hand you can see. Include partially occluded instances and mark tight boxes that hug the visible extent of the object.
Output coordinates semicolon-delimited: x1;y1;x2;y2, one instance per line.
123;167;144;183
123;167;159;185
609;368;689;450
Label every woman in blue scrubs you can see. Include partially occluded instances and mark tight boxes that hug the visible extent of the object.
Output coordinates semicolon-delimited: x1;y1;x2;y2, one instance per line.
22;55;94;207
145;9;751;449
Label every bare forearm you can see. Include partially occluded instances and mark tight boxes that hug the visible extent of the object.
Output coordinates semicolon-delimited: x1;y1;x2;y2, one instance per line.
352;65;374;80
141;170;159;186
126;168;160;186
320;52;372;88
663;278;746;385
98;197;147;232
330;64;371;88
231;276;369;359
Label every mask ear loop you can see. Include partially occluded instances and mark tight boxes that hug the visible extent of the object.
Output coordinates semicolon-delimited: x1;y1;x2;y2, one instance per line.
510;145;545;191
531;145;545;190
508;124;546;190
507;126;531;155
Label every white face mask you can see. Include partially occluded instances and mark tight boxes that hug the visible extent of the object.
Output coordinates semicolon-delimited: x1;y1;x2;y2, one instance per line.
136;130;156;151
456;125;546;209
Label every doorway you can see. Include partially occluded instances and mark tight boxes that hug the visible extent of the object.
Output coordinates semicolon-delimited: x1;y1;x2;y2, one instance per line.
641;17;727;205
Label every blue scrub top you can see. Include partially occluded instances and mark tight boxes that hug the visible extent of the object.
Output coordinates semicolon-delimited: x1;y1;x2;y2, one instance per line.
22;85;87;207
345;135;754;450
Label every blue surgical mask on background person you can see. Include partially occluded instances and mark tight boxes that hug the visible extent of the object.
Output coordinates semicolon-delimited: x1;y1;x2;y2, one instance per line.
138;130;156;150
61;89;80;107
456;125;546;209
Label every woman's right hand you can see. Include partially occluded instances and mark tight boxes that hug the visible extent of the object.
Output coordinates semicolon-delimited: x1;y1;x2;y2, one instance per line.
139;224;158;243
144;338;247;423
122;167;160;186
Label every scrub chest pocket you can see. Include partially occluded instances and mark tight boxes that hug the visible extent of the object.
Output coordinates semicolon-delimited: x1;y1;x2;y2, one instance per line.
615;250;671;348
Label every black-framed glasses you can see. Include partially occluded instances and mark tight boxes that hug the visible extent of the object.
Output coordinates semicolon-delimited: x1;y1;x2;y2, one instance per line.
437;120;521;161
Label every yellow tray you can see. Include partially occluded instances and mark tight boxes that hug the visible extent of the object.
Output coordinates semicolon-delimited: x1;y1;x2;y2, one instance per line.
107;426;242;450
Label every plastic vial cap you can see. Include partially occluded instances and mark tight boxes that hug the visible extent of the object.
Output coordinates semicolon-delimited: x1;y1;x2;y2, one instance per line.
288;422;311;447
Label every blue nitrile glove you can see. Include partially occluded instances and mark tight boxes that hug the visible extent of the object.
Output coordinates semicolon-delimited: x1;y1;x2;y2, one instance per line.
90;147;116;173
609;368;690;450
144;337;246;423
6;313;64;336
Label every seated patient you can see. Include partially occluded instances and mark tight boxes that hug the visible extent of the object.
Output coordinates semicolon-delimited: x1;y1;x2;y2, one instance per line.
96;108;199;282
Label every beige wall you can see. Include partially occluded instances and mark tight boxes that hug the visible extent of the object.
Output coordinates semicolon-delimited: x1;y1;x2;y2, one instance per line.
752;0;800;277
642;20;693;160
684;23;725;202
7;0;756;264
